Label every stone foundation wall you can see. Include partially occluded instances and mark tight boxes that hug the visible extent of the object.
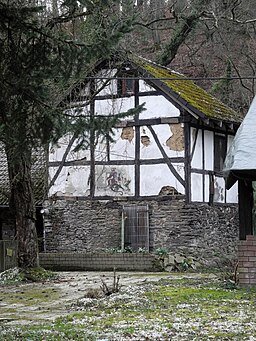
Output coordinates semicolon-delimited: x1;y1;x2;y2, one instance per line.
43;197;239;265
238;235;256;286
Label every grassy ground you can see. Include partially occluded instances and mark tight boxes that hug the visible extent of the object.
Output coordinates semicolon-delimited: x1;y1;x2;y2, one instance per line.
0;273;256;340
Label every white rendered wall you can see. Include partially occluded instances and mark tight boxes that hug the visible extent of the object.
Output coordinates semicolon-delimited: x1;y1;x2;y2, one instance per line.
139;80;155;92
49;135;90;163
140;124;184;159
204;174;209;202
95;69;118;96
140;164;185;196
95;97;134;117
213;176;225;203
204;130;214;170
226;182;238;203
191;173;203;202
139;96;180;119
225;134;238;203
108;128;135;161
191;128;202;169
49;166;90;197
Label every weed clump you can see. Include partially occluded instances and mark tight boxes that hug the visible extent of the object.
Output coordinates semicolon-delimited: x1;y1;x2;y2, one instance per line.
100;269;122;296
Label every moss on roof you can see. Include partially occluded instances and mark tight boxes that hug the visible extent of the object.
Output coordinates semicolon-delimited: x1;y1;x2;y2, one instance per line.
132;56;243;123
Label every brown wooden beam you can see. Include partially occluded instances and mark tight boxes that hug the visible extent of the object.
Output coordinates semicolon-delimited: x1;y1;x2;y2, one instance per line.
48;157;185;168
115;116;182;128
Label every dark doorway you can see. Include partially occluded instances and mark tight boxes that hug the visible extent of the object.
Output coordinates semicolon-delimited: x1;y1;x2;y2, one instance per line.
238;180;253;240
36;207;44;252
122;205;149;251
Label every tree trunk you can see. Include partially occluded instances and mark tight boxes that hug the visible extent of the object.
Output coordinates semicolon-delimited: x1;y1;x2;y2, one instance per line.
6;146;39;268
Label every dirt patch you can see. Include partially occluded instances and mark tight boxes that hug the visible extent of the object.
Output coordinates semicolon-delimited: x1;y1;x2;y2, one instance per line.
0;271;175;326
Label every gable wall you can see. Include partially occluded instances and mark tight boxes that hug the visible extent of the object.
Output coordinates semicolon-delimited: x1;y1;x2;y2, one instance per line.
49;72;239;204
49;78;186;198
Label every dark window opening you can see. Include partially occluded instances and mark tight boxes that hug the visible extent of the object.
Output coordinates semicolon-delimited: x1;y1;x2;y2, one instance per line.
122;205;149;251
239;180;253;240
117;74;135;96
0;207;44;249
214;133;227;172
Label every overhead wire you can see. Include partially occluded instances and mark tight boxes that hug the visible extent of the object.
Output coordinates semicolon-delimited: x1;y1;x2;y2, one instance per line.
75;76;256;81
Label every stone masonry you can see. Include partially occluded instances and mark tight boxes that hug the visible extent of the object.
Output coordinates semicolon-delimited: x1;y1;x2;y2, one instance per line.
43;197;239;266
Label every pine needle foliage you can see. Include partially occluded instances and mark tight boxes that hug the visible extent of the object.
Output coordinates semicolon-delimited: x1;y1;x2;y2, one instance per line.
0;0;139;268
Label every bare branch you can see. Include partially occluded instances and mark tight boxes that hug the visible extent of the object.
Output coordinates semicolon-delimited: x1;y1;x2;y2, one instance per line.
46;9;91;29
230;59;253;95
134;16;176;28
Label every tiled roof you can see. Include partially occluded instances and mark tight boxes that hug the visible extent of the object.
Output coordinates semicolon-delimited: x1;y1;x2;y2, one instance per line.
0;145;47;205
130;55;243;123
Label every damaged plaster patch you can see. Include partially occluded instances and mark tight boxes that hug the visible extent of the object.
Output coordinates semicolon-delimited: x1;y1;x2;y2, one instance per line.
214;178;224;202
166;124;184;151
121;127;134;142
141;135;150;147
141;128;150;147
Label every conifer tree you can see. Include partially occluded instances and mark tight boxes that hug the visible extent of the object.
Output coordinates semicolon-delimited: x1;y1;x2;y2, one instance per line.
0;0;137;268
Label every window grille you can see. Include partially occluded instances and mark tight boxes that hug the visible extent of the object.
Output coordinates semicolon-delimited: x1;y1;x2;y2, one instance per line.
121;205;149;252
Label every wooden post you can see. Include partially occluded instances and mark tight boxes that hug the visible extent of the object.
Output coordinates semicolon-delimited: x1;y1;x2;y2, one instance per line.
134;79;140;197
238;179;253;240
184;116;191;203
90;81;96;198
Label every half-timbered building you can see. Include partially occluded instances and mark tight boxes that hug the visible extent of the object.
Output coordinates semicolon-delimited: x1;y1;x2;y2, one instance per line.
41;54;242;263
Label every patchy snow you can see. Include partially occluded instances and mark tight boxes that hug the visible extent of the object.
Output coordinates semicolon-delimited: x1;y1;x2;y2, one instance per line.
1;271;256;340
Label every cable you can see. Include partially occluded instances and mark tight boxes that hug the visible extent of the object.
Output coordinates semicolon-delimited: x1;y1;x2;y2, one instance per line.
54;76;256;81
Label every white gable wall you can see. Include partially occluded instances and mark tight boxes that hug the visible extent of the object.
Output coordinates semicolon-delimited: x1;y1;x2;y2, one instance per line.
48;71;237;204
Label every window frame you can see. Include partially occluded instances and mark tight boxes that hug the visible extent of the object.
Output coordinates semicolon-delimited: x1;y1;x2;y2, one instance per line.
117;72;135;96
214;133;227;173
121;205;149;252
